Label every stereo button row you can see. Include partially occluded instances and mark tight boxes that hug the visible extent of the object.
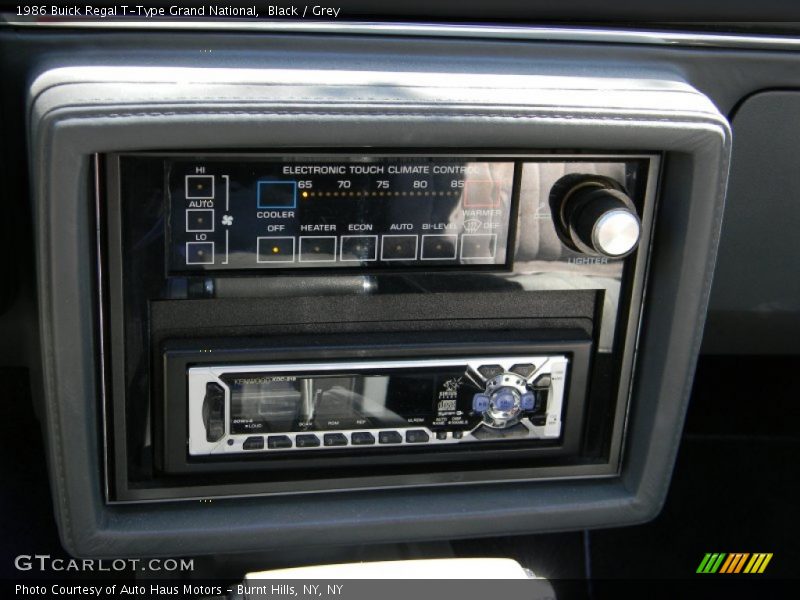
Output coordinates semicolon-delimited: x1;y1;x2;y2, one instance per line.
240;429;445;451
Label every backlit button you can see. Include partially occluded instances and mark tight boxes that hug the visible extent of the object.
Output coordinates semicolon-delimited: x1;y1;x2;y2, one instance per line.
472;393;490;412
185;241;215;265
405;430;430;443
267;435;292;449
299;236;337;262
257;236;295;263
324;433;348;447
421;234;458;260
460;233;497;259
186;209;215;233
295;434;321;448
351;432;376;445
510;363;537;379
380;235;418;261
185;174;215;199
379;431;403;444
520;391;536;411
243;436;264;450
493;391;516;412
340;235;378;262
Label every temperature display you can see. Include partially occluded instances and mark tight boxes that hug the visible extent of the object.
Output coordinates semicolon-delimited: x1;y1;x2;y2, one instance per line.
167;156;515;272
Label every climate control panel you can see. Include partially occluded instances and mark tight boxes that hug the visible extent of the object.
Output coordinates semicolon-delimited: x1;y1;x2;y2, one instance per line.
168;156;516;272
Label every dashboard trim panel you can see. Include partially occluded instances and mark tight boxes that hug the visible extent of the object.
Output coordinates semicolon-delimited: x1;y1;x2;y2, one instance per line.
29;63;729;555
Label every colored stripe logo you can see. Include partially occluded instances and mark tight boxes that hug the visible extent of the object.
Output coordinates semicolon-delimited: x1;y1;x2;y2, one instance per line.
697;553;773;574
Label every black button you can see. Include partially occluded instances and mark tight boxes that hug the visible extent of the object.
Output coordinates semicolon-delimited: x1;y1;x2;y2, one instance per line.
381;235;418;260
341;235;378;262
510;363;537;379
452;431;463;439
295;434;321;448
257;237;295;263
243;436;264;450
378;431;403;444
436;431;448;440
267;435;292;449
406;430;430;443
533;374;552;389
324;433;348;447
185;241;215;265
478;364;505;380
531;416;546;426
202;382;226;443
185;175;215;199
351;432;376;445
421;235;458;260
186;209;215;233
460;234;497;259
299;236;337;262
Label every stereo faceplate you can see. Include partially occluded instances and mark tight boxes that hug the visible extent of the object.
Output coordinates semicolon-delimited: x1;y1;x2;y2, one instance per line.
160;333;592;481
187;355;569;456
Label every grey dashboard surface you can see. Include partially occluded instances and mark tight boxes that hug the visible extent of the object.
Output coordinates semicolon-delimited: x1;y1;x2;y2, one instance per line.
28;40;729;556
703;91;800;354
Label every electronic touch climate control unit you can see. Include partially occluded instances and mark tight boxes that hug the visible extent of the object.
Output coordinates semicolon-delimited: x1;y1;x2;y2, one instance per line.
169;156;517;271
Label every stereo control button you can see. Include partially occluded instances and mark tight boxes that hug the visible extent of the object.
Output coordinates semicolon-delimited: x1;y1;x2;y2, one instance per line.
533;374;552;390
472;393;490;412
267;435;292;449
295;434;321;448
436;431;448;440
243;436;264;450
379;431;403;444
520;391;536;412
202;382;226;443
510;363;537;379
480;374;527;429
452;431;463;439
324;433;348;447
351;432;376;445
493;390;517;412
477;365;505;380
406;430;430;443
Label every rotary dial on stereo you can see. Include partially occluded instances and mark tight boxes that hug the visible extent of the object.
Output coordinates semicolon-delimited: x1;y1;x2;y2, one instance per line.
472;372;536;429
